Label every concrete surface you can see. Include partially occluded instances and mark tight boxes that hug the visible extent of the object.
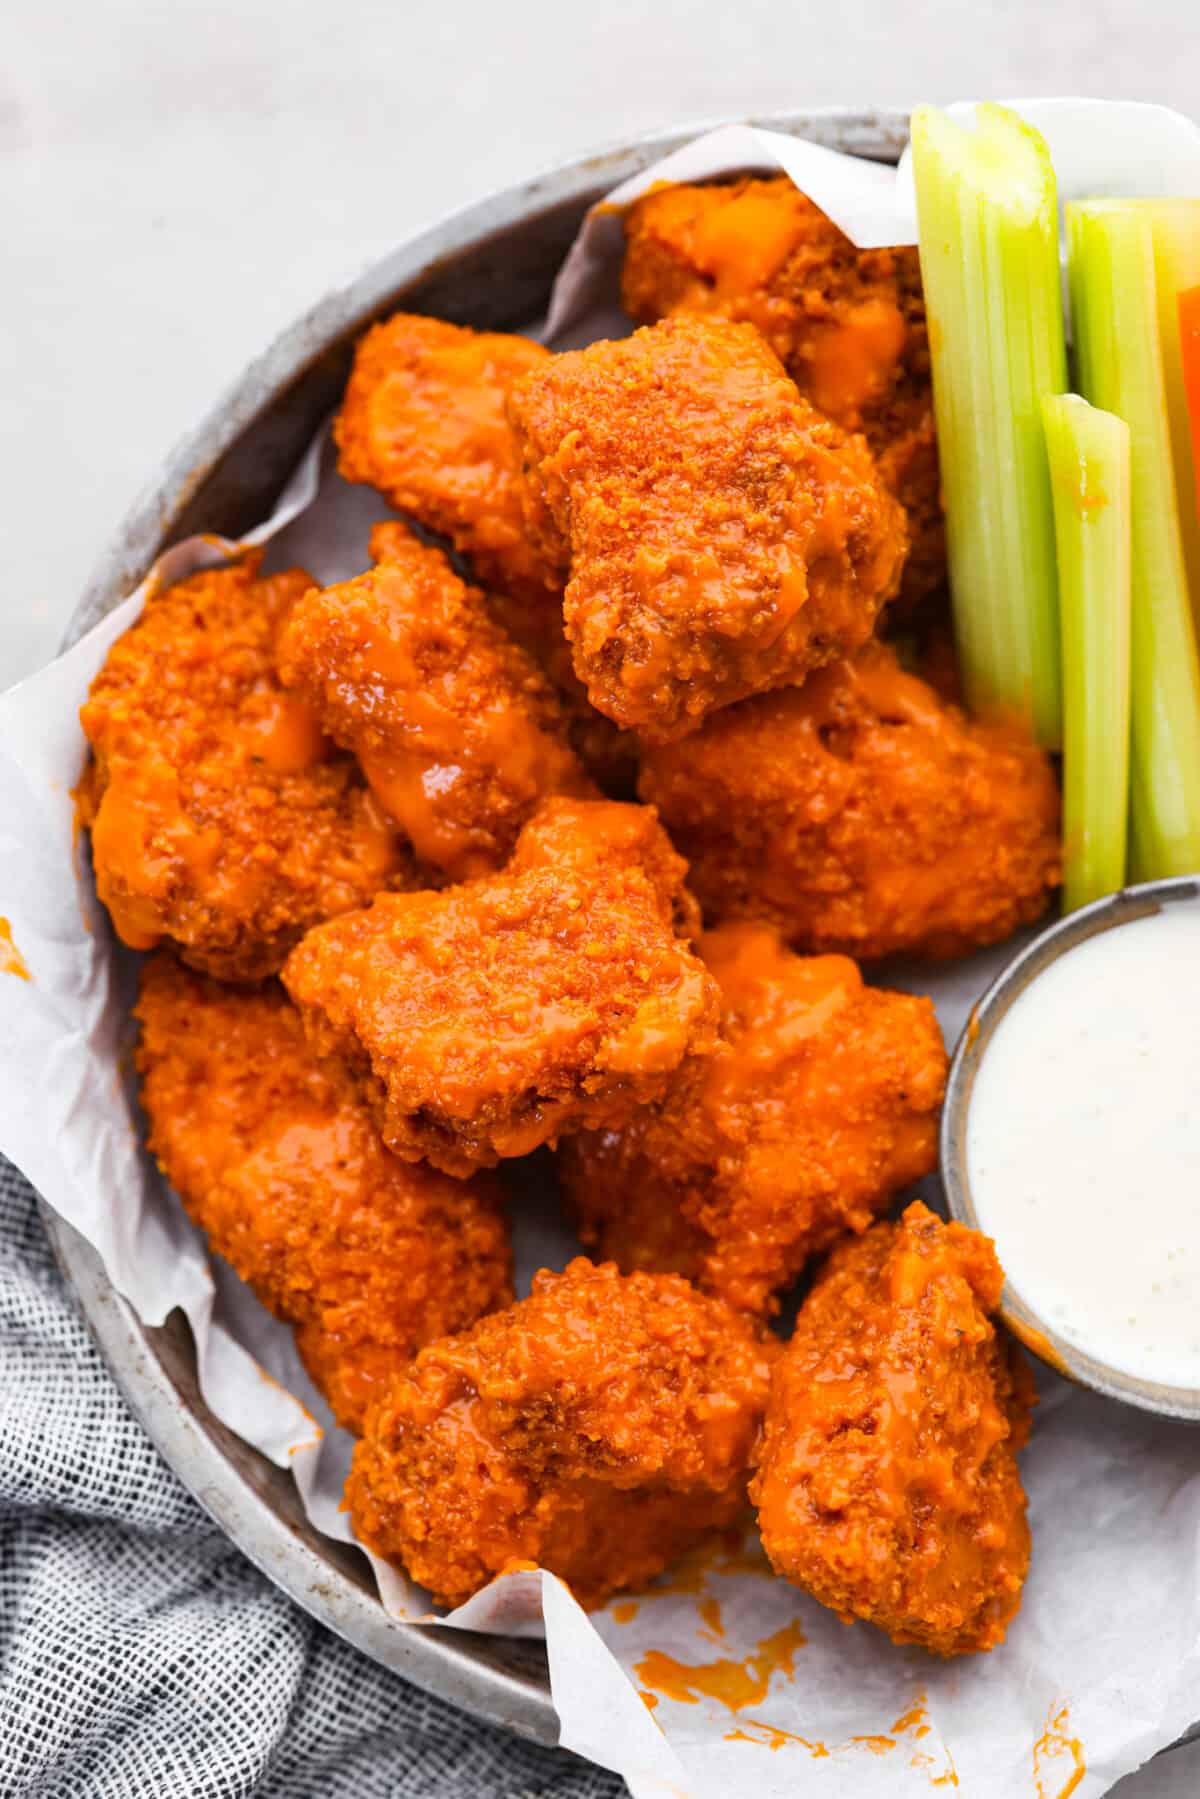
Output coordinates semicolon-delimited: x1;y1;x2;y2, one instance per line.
2;3;1197;1792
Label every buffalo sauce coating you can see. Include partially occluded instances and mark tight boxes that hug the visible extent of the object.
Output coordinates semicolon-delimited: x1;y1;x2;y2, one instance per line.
277;524;593;880
281;796;721;1176
639;637;1061;961
135;953;512;1433
345;1256;777;1609
621;176;942;611
751;1202;1034;1657
333;311;559;605
364;517;640;805
559;920;947;1315
508;315;908;742
78;553;409;981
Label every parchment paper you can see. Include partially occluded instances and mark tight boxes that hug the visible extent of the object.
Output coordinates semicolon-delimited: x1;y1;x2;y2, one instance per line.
3;98;1199;1799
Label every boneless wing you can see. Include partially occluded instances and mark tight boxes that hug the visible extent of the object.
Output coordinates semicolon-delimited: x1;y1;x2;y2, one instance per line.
751;1202;1034;1656
79;554;410;981
282;797;721;1176
346;1257;777;1608
334;312;558;604
276;524;592;880
639;639;1061;960
508;315;908;741
560;922;947;1315
621;177;943;610
135;955;512;1433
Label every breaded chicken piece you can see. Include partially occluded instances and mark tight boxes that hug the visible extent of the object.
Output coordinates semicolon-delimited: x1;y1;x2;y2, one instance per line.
639;639;1061;960
346;1257;776;1608
622;177;943;610
135;954;512;1433
79;554;410;982
751;1202;1034;1656
276;524;592;880
560;922;947;1315
334;312;558;604
282;797;720;1176
366;519;639;802
508;315;908;741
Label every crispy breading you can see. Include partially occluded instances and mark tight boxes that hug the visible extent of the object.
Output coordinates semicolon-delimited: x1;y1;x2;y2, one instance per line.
639;639;1061;960
334;312;558;603
78;554;410;981
135;954;513;1433
281;797;720;1176
508;315;907;741
751;1203;1034;1656
622;177;943;610
560;922;947;1315
277;524;592;879
346;1257;777;1608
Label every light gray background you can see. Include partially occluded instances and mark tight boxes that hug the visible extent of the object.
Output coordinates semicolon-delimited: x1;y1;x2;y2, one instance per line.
2;3;1197;1793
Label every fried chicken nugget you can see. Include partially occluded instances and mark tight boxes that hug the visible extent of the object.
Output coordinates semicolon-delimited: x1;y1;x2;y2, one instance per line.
79;554;410;981
365;519;640;803
639;639;1061;960
282;797;721;1176
621;177;943;610
334;312;558;603
346;1257;777;1608
135;954;512;1433
276;523;593;880
751;1202;1034;1656
508;315;908;741
560;922;947;1316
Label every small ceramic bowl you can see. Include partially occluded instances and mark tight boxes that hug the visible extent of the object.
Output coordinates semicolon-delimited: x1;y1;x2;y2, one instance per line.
940;874;1200;1422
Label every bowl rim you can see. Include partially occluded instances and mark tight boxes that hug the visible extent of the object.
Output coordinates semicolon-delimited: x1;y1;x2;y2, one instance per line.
940;874;1200;1422
41;104;912;1749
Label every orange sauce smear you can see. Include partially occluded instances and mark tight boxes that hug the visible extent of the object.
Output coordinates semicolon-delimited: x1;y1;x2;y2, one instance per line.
1033;1703;1086;1799
697;1596;725;1641
0;918;31;981
635;1618;806;1713
726;1692;958;1786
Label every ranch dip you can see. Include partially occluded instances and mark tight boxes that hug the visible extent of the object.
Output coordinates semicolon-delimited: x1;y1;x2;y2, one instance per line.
966;905;1200;1391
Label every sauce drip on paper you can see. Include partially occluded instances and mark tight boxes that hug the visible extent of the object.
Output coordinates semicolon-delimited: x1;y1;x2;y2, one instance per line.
0;918;31;981
1033;1703;1086;1799
635;1618;806;1712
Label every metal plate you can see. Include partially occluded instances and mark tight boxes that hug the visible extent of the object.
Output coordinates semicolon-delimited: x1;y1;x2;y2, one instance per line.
42;108;909;1747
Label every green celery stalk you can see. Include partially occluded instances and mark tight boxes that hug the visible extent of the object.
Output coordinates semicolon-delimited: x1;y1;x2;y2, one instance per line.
1138;201;1200;611
1041;395;1132;910
1067;201;1200;880
910;103;1067;748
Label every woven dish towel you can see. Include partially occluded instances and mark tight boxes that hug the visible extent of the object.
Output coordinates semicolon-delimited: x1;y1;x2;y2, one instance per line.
0;1157;623;1799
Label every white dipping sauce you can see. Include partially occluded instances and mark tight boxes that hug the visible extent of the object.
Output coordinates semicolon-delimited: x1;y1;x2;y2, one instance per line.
966;906;1200;1390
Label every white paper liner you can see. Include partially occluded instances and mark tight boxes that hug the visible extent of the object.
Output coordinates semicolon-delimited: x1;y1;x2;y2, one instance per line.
3;97;1200;1798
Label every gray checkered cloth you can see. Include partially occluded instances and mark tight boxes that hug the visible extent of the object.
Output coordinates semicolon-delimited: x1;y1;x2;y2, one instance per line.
0;1158;623;1799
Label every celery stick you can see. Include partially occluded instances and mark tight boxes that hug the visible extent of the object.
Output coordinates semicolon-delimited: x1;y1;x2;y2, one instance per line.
1068;202;1200;880
910;103;1066;748
1041;395;1132;910
1139;201;1200;610
1180;286;1200;522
